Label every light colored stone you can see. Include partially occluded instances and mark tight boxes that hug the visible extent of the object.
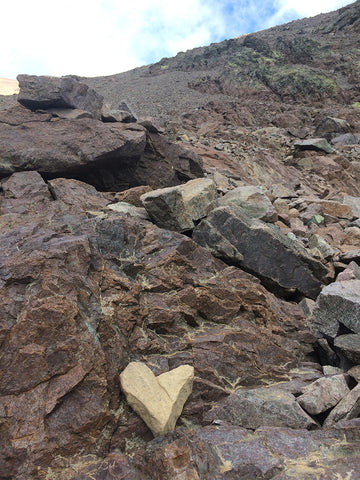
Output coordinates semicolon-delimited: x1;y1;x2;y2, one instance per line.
310;280;360;337
49;108;93;119
141;178;217;232
297;374;350;415
218;186;278;222
106;201;149;219
348;365;360;382
308;234;336;260
323;384;360;427
323;366;344;376
120;362;194;437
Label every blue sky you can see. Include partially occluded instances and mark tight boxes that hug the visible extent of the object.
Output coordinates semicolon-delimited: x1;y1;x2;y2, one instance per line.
1;0;354;79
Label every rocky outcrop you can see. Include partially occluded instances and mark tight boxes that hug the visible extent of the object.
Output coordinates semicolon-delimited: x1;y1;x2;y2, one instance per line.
193;205;328;298
120;362;194;436
0;105;204;190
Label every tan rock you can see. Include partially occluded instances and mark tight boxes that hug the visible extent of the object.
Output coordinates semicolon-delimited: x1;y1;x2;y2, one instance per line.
323;384;360;427
120;362;194;437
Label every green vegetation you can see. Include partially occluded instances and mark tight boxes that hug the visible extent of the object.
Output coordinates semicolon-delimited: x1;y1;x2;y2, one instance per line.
352;102;360;109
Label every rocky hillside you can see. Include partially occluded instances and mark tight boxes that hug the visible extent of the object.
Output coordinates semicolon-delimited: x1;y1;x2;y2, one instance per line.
1;2;360;479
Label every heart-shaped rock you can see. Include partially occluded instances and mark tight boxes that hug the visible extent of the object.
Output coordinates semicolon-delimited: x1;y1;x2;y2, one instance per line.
120;362;194;437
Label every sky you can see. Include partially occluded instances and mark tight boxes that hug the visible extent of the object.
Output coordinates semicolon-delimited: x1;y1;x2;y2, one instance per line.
1;0;354;79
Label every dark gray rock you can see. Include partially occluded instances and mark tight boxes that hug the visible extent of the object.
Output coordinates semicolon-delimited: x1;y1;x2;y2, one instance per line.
294;138;335;154
17;75;103;118
334;334;360;364
193;205;327;298
315;116;351;141
310;280;360;338
204;387;318;430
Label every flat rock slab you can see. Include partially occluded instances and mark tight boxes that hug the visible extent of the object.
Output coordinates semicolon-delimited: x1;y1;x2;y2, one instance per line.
297;374;350;415
294;138;335;153
141;178;217;231
204;387;317;430
334;334;360;364
193;205;327;298
310;280;360;337
17;74;103;118
120;362;194;437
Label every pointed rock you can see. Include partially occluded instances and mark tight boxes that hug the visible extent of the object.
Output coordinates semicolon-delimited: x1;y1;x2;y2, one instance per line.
120;362;194;437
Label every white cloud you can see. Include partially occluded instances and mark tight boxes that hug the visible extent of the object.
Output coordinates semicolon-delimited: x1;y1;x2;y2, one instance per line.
0;0;354;79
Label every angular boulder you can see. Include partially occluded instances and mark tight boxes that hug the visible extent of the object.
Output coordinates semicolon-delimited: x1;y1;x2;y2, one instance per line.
310;280;360;337
17;74;103;118
297;375;350;415
193;205;327;298
218;185;278;222
120;362;194;437
334;334;360;364
141;178;217;232
0;107;204;190
204;387;317;430
323;384;360;427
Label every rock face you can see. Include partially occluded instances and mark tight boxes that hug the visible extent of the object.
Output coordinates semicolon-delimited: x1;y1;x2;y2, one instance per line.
17;74;104;117
193;205;327;298
2;2;360;478
310;280;360;337
140;178;217;231
120;362;194;437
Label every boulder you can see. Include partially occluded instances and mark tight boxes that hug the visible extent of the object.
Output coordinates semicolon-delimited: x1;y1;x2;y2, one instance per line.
17;74;103;118
296;375;350;415
120;362;194;436
193;205;328;298
310;280;360;337
323;384;360;427
204;387;317;429
315;116;351;140
101;102;137;123
0;108;204;190
141;178;217;232
308;234;337;260
294;138;335;154
334;334;360;364
218;185;278;222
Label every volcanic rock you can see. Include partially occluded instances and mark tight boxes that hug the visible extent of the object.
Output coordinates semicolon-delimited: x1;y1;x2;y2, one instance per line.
218;185;278;222
323;384;360;427
315;116;351;140
297;374;350;415
140;177;217;231
334;334;360;364
204;387;317;430
294;138;335;154
17;74;103;118
193;205;327;298
0;107;204;190
120;362;194;437
310;280;360;337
